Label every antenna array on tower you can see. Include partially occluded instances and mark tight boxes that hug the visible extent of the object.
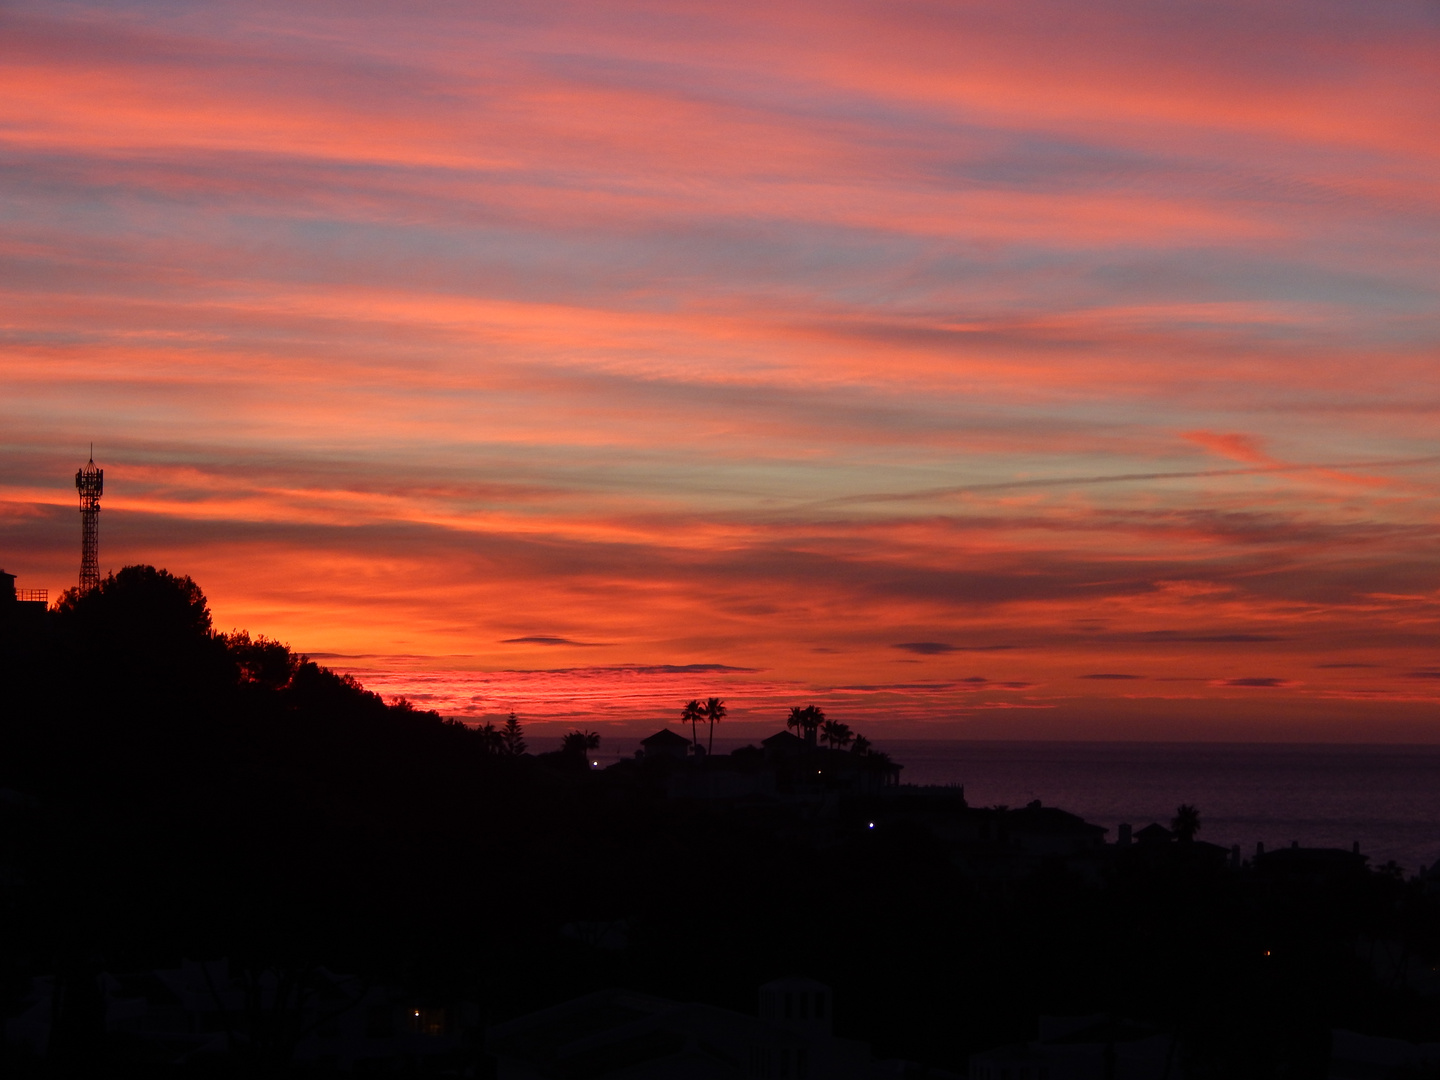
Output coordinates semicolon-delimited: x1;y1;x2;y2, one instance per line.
75;451;103;592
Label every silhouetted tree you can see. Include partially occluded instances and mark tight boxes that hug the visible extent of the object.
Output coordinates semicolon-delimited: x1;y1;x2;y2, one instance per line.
702;697;727;756
56;565;211;642
851;733;872;755
787;704;825;745
561;729;600;762
227;631;301;691
821;718;852;750
682;699;704;752
477;721;504;754
1172;803;1201;843
55;564;230;697
786;706;806;740
502;712;526;756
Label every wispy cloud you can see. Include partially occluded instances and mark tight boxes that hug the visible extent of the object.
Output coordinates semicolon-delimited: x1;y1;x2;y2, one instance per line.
892;641;1017;655
501;636;608;647
3;0;1439;738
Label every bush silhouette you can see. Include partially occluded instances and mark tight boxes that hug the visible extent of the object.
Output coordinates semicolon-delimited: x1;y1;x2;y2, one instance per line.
55;565;230;700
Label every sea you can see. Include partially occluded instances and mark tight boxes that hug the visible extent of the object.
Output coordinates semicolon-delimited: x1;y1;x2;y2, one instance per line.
889;741;1440;873
683;739;1440;873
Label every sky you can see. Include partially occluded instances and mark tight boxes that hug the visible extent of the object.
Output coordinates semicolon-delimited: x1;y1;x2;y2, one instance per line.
3;0;1440;741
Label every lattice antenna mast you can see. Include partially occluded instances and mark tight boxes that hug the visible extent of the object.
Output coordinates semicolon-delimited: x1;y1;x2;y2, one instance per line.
75;446;103;592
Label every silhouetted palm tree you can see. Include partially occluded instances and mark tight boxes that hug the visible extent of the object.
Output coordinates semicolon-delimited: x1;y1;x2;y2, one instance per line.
821;719;852;750
1172;803;1201;843
800;705;825;745
682;699;704;752
787;706;807;740
562;729;600;762
851;733;871;755
477;722;503;755
702;697;726;756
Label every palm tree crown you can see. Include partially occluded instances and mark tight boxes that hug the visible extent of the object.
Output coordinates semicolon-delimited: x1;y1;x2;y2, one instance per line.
681;699;704;752
801;705;825;745
786;706;807;739
821;719;853;750
478;721;503;755
702;697;727;756
562;729;601;762
1172;803;1201;843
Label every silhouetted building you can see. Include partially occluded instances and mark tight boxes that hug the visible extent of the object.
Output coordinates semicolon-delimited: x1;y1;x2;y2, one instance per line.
971;1015;1174;1080
2;958;472;1072
1133;823;1173;846
1253;843;1368;884
1001;801;1108;858
761;731;805;755
759;731;902;794
638;728;692;762
487;978;878;1079
1328;1029;1440;1078
633;728;900;805
0;569;47;636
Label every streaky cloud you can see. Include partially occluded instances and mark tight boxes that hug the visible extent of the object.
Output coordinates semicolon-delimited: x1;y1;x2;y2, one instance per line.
501;636;608;647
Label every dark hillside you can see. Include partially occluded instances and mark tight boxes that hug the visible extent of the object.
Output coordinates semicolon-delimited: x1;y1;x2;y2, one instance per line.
2;566;1438;1077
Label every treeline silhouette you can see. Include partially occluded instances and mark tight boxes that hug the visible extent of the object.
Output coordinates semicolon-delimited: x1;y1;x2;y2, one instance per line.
2;566;1438;1077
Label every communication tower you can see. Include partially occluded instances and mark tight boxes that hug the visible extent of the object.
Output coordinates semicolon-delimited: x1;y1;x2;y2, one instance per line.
75;448;103;592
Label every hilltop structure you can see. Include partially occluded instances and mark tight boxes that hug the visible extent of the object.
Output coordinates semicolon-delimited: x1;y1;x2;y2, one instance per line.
0;569;48;639
75;449;103;591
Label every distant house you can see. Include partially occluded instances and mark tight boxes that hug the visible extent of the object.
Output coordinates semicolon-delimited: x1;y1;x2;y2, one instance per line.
970;1014;1174;1080
759;731;901;795
636;728;902;804
1253;844;1368;883
2;958;471;1072
1000;801;1108;858
1329;1028;1440;1077
761;731;805;756
0;569;47;635
638;728;692;762
487;977;878;1079
1133;823;1173;846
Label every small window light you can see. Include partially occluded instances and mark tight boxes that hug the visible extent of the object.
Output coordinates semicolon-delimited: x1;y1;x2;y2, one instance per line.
868;822;875;829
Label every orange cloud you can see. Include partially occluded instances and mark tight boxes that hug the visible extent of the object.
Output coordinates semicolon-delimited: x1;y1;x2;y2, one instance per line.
4;0;1440;739
1181;430;1273;465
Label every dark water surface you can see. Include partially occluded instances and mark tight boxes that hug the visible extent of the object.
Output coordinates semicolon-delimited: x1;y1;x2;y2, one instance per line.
632;738;1440;871
885;740;1440;872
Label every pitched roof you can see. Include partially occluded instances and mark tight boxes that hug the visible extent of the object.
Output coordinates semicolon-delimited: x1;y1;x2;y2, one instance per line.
641;728;692;748
760;731;804;748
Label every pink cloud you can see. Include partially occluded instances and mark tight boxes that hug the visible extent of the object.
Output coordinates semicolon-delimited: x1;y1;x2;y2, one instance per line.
4;0;1440;739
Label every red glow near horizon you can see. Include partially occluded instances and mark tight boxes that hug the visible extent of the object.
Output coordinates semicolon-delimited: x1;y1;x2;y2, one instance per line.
2;1;1439;740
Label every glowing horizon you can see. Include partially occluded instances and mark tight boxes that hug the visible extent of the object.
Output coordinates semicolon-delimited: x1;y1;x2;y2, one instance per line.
4;1;1439;740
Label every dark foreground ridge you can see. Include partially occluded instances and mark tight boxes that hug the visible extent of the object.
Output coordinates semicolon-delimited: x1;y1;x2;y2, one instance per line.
2;567;1439;1078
